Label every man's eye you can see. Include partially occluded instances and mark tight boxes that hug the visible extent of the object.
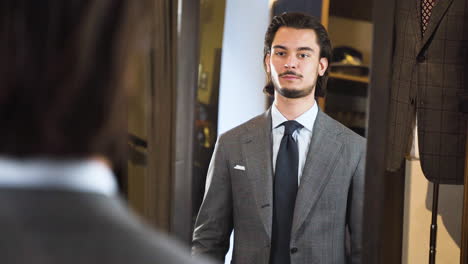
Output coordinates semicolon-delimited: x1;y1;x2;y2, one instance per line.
275;51;286;56
298;53;310;58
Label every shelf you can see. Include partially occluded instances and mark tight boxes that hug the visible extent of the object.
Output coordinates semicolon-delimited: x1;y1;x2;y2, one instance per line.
329;72;369;84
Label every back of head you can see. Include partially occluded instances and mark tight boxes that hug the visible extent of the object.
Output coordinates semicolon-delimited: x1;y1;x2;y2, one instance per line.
0;1;149;161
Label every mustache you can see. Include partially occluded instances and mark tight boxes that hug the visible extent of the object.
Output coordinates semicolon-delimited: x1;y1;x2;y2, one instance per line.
278;71;303;78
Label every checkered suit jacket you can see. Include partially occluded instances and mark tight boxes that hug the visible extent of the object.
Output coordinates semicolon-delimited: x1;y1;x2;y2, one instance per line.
192;109;365;264
386;0;468;184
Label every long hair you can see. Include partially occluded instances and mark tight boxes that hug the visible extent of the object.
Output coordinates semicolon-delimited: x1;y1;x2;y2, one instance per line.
263;12;332;97
0;0;150;161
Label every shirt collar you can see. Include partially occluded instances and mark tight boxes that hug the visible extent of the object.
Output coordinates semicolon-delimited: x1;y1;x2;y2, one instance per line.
271;100;318;132
0;157;117;196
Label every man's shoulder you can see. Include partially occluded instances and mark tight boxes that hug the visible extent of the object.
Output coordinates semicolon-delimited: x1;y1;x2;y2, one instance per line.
137;227;213;264
319;111;366;147
217;111;268;142
0;190;212;264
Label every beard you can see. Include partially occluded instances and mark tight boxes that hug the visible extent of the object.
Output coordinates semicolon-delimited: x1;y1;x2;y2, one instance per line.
274;82;315;99
271;71;315;99
275;85;314;99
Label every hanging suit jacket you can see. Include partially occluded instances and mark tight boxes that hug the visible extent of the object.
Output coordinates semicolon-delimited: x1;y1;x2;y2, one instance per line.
386;0;468;184
192;109;365;264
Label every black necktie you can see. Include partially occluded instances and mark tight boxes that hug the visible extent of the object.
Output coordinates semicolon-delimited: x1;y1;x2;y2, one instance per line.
270;120;303;264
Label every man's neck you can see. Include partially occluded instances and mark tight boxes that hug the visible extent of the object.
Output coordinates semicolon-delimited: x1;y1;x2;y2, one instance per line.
274;93;316;120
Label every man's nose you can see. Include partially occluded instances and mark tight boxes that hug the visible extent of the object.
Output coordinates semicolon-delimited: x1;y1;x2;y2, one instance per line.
284;55;298;69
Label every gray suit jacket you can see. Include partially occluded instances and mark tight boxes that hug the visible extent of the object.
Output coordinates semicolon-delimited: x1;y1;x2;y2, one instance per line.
192;109;365;264
386;0;468;184
0;188;211;264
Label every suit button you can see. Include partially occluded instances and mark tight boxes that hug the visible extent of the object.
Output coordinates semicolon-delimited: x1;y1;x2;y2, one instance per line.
290;247;298;254
410;98;415;105
417;55;426;63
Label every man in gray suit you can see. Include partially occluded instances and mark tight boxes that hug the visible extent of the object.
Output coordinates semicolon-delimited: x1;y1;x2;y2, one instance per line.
0;1;211;264
192;13;365;264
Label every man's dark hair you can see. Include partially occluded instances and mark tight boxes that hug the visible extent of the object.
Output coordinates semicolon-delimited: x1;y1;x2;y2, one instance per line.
263;12;332;97
0;1;150;161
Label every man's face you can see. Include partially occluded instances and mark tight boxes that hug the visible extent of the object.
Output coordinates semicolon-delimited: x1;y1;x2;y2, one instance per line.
265;27;328;99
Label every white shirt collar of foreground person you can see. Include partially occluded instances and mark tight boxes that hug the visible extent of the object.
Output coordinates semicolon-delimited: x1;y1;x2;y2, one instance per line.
0;156;117;196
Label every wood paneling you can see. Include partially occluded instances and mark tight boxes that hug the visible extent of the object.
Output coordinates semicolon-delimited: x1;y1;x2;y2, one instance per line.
363;0;400;263
170;0;200;244
146;0;175;231
329;0;373;22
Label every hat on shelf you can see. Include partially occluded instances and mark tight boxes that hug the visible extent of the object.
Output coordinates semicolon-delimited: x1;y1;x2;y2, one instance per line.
330;46;369;76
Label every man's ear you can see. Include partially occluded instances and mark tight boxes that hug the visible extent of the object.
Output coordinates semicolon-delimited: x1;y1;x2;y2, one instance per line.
264;54;271;73
318;57;328;76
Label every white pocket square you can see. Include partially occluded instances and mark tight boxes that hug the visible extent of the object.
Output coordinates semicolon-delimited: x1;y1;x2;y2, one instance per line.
233;165;245;171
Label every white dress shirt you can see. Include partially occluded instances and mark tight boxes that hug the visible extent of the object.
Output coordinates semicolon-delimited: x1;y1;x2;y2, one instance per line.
409;118;420;160
0;156;117;196
271;101;318;185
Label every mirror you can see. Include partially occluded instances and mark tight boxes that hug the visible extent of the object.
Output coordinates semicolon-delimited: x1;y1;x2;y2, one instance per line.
124;0;466;263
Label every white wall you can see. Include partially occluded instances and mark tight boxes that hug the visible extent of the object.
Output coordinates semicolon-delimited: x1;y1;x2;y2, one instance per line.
217;0;271;135
402;160;463;264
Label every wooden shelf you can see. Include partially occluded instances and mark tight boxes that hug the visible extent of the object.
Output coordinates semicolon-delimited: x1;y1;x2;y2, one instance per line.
329;72;369;83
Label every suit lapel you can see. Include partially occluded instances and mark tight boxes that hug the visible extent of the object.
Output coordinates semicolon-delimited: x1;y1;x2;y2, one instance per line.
420;0;453;49
408;0;453;56
291;110;343;236
241;109;274;238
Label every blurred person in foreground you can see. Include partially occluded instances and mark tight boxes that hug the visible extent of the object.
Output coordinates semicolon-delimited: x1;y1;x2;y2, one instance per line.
0;1;211;263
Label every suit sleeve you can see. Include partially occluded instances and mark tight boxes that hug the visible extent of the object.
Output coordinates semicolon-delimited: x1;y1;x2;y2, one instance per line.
347;140;365;264
192;134;233;262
